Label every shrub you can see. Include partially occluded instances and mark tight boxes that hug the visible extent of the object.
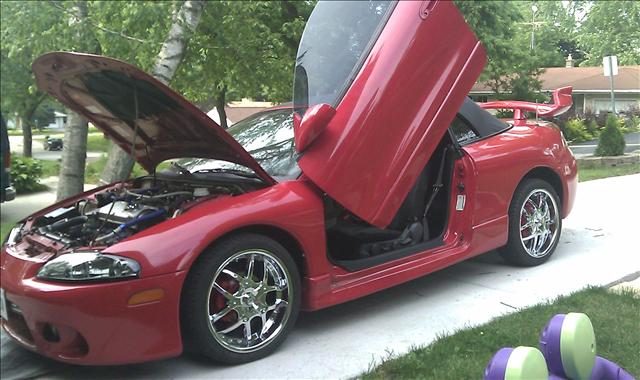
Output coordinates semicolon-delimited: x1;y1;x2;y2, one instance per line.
584;119;600;137
595;114;626;156
10;156;47;193
619;109;640;134
562;118;592;143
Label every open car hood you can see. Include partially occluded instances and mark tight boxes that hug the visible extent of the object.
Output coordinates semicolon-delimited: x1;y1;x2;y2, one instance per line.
32;52;275;184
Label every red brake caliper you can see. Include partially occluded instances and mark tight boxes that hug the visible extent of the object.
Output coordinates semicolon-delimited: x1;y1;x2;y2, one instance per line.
211;279;239;323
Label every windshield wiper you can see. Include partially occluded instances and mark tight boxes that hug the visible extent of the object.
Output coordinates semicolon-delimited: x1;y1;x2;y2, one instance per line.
192;168;259;179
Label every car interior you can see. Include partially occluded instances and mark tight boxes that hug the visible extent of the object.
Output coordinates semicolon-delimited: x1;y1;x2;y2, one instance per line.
323;98;510;271
324;132;457;271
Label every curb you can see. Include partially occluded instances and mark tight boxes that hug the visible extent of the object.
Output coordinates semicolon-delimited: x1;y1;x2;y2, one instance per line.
576;152;640;169
606;271;640;294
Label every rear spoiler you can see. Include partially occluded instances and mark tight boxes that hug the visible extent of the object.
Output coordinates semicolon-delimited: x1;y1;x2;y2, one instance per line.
479;86;573;120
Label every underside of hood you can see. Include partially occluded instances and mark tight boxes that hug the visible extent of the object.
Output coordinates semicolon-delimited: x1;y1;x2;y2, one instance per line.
32;52;274;184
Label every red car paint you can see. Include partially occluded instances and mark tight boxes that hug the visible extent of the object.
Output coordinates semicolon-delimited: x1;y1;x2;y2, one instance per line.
480;86;574;122
1;0;577;365
297;0;487;228
31;52;275;184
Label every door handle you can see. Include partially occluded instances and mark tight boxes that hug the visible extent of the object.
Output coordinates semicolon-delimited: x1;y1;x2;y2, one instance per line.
420;0;437;20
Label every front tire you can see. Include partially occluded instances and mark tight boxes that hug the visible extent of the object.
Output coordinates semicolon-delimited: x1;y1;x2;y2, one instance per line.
181;233;301;364
500;178;562;266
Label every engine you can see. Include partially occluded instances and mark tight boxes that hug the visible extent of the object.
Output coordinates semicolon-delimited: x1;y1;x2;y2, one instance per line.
30;176;241;249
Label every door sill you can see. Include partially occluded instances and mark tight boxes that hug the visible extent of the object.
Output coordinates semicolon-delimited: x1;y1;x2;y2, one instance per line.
331;238;445;272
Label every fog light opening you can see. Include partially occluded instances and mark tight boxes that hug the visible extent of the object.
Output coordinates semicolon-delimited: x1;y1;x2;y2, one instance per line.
42;323;61;342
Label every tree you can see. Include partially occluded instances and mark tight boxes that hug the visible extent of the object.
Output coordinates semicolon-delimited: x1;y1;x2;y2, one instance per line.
172;0;313;124
0;1;61;156
56;2;100;201
595;114;625;156
99;0;205;184
99;0;311;182
454;1;542;101
578;1;640;66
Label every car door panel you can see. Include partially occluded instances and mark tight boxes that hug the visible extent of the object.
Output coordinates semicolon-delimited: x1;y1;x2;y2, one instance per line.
297;0;486;228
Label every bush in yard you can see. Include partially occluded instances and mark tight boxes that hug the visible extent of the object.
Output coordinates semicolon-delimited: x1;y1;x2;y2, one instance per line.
584;119;599;137
619;114;640;134
595;114;626;156
562;118;592;143
10;156;46;193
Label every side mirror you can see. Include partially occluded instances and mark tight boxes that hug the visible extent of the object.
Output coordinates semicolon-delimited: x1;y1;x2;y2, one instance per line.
294;103;335;153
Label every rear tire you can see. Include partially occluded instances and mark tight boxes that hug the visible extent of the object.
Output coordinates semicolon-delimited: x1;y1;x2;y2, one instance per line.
500;178;562;266
181;233;301;364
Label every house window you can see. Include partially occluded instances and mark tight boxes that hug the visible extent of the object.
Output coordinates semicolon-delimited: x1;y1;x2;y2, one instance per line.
470;95;488;103
593;98;639;114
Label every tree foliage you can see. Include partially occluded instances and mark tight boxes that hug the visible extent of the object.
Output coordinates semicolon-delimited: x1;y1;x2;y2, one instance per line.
1;0;637;182
454;1;541;101
595;114;626;157
577;1;640;66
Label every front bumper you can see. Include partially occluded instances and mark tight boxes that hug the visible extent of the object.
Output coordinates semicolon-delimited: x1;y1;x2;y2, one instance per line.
1;246;187;365
2;185;16;202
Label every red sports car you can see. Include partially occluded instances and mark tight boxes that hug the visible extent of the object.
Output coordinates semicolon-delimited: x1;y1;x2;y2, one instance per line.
1;1;577;365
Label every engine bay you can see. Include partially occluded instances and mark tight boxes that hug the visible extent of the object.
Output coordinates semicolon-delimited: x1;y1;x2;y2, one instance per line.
24;174;258;250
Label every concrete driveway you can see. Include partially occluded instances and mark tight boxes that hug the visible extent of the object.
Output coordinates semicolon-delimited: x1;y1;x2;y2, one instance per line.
2;174;639;380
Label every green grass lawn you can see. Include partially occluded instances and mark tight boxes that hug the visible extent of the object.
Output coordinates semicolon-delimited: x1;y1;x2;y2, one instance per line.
578;163;640;182
361;287;639;379
1;221;16;242
86;134;111;152
40;159;60;177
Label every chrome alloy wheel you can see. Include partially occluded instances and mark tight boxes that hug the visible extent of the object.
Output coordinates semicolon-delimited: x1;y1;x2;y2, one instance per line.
206;249;291;353
519;189;560;258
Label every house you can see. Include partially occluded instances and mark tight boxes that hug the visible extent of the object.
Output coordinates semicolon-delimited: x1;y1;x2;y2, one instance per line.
48;111;67;130
205;98;274;127
470;58;640;115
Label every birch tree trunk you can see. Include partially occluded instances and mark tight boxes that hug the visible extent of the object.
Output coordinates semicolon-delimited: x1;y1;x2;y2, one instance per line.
56;110;88;200
99;0;205;184
56;2;95;200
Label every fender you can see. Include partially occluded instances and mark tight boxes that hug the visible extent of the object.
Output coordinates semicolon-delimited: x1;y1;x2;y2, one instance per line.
103;180;330;279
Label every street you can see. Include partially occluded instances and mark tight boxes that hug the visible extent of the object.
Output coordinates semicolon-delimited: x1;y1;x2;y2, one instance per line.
10;131;640;162
569;132;640;158
1;174;639;379
8;134;103;162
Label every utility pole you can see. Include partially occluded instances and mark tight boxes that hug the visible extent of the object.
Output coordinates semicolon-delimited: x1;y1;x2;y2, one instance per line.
519;4;546;51
531;4;537;50
604;55;618;114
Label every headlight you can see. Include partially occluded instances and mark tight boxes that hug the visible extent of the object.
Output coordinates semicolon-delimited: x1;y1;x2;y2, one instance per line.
4;224;24;245
36;252;141;282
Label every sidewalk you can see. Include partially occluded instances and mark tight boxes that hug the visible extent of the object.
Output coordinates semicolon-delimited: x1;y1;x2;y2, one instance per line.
1;178;96;223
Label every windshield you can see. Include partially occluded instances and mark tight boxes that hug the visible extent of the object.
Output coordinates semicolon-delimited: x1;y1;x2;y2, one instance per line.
293;1;395;117
175;108;299;180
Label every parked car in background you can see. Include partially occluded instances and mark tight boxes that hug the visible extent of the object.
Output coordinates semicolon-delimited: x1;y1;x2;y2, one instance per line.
1;114;16;203
42;135;63;151
1;0;577;366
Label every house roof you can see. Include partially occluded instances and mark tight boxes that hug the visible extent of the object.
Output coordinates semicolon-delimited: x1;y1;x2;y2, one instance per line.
224;106;269;123
471;65;640;94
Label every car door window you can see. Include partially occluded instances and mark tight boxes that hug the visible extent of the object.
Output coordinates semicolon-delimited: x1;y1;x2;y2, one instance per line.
293;1;395;117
